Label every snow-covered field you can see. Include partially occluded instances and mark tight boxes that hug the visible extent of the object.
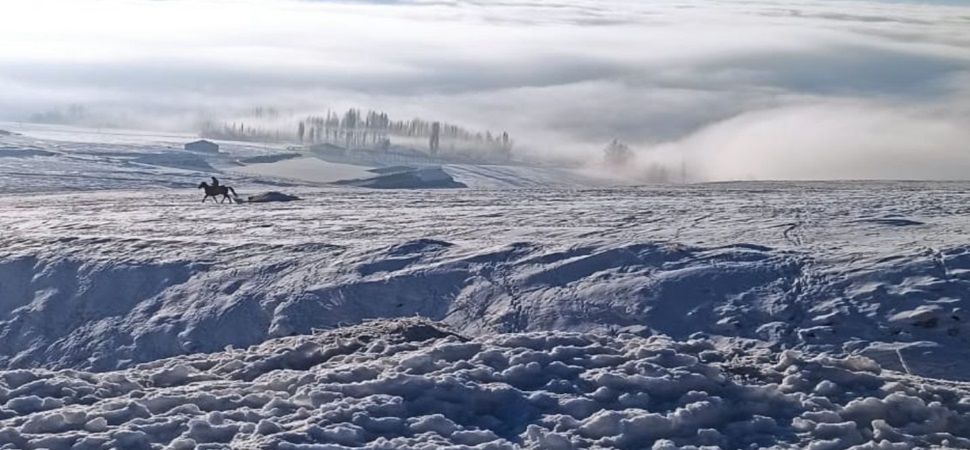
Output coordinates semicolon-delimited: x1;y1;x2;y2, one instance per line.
2;126;970;448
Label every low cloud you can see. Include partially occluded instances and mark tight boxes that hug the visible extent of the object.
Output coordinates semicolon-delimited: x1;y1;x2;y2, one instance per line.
1;0;969;180
641;96;970;181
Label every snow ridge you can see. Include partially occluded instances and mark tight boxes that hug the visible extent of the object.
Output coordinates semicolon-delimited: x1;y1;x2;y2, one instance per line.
0;235;802;371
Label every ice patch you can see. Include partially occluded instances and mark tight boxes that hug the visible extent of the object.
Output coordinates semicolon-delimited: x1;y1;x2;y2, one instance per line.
0;148;56;158
853;218;925;227
335;166;467;189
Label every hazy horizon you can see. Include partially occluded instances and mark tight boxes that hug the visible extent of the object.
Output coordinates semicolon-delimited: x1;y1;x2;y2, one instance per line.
3;0;970;180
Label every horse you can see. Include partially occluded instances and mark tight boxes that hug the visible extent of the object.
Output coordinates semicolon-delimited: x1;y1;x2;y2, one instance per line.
198;181;238;203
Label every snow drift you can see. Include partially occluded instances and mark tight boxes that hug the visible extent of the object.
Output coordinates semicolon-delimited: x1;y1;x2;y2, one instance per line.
1;319;968;450
245;192;301;203
0;235;798;371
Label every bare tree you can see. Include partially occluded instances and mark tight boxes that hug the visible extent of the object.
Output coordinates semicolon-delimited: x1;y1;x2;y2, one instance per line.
604;139;633;167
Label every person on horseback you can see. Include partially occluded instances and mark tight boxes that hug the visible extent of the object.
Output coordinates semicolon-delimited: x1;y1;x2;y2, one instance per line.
198;178;237;203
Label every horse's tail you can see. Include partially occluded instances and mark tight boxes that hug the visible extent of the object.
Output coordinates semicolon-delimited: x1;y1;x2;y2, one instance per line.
228;186;237;197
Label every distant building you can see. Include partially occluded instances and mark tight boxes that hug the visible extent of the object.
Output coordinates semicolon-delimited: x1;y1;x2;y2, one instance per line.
184;140;219;153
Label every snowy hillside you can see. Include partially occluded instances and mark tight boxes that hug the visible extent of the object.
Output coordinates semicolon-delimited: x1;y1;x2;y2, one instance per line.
2;319;969;449
0;122;613;192
3;127;970;448
0;125;301;193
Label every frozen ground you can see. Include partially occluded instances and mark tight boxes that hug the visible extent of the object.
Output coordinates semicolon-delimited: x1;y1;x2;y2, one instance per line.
2;319;969;450
2;126;970;448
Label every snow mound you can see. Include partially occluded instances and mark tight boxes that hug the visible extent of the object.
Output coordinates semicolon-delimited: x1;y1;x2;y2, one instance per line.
335;167;467;189
246;192;301;203
1;319;968;449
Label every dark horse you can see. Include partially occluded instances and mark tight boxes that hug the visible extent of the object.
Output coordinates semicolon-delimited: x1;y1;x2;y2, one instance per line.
198;181;238;203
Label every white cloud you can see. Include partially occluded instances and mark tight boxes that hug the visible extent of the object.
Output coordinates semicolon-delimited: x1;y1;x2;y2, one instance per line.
1;0;969;179
646;97;970;181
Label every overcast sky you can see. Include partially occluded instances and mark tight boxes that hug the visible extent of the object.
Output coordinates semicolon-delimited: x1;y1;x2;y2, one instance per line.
2;0;970;180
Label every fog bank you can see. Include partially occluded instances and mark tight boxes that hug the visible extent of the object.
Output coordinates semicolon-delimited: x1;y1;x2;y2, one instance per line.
2;0;969;180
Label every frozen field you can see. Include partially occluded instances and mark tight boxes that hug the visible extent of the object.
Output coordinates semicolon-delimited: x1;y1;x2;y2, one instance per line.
2;127;970;448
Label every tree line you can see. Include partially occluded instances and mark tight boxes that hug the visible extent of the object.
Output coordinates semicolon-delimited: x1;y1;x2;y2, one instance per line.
604;138;684;183
297;109;512;161
199;107;513;162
